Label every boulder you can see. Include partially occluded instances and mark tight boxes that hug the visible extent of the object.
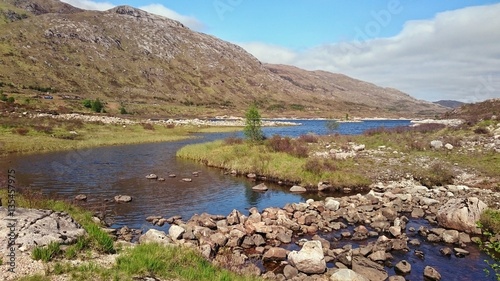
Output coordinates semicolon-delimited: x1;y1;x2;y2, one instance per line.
182;178;192;182
146;173;158;179
442;229;459;244
352;256;388;281
330;269;369;281
252;183;268;191
445;143;454;150
139;229;172;246
290;185;307;193
394;260;411;275
288;240;326;274
430;140;443;149
283;265;299;279
423;266;441;281
325;198;340;211
114;195;132;202
0;207;86;252
74;194;87;201
262;247;288;261
169;225;185;240
318;181;332;191
436;197;487;234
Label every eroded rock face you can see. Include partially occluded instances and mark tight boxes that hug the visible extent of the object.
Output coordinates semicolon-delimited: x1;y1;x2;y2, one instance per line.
0;207;86;252
288;240;326;274
436;197;487;234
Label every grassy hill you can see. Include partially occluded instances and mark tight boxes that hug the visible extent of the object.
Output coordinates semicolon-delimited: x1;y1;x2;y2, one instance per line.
0;0;446;118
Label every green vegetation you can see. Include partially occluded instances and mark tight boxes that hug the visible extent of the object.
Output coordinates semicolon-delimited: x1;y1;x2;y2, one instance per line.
177;138;370;188
244;104;264;142
32;241;61;262
0;116;196;155
478;209;500;280
83;98;104;113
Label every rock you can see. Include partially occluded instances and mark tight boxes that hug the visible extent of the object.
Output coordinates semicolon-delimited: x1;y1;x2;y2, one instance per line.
442;229;459;244
389;226;402;238
74;194;87;201
411;208;425;218
168;174;176;178
325;198;340;211
182;178;192;182
262;247;288;261
394;260;411;275
445;143;454;150
440;247;453;256
423;266;441;281
146;173;158;179
169;225;186;240
436;197;487;234
139;229;172;246
351;256;388;281
430;140;443;149
352;144;366;152
247;173;257;179
318;181;332;191
252;183;268;191
290;185;307;193
157;177;165;181
283;265;299;279
330;269;369;281
0;208;86;252
227;209;242;225
114;195;132;202
368;250;386;262
454;248;470;257
288;240;326;274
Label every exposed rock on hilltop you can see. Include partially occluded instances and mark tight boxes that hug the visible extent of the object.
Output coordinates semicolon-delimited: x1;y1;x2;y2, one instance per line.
0;0;446;118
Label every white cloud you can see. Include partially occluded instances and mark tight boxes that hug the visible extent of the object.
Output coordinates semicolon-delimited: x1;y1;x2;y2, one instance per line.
61;0;114;11
240;4;500;103
139;4;204;30
61;1;204;31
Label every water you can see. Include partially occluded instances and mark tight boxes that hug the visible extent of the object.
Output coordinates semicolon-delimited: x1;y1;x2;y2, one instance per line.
0;119;495;279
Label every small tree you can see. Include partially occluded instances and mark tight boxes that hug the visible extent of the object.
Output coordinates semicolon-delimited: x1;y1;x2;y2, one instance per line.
244;104;264;142
91;98;104;113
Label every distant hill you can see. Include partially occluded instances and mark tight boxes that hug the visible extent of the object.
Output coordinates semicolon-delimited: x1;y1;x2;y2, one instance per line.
443;99;500;123
434;100;465;109
0;0;446;118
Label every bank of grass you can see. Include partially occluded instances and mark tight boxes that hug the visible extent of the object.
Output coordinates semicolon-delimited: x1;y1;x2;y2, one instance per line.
0;189;262;281
176;140;370;188
0;115;242;155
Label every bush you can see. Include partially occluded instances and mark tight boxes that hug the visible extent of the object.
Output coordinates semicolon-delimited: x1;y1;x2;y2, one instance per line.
413;162;454;187
224;136;243;145
474;127;490;134
82;99;92;108
266;135;309;158
0;93;7;102
298;134;319;143
142;123;155;130
119;106;128;114
304;157;337;174
91;98;104;113
13;127;29;135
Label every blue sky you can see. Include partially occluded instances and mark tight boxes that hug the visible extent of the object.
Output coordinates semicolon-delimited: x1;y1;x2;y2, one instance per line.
62;0;500;102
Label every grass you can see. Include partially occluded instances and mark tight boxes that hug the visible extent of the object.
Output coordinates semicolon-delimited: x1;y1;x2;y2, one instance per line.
478;209;500;280
25;244;262;281
176;139;370;188
0;114;246;155
32;242;61;262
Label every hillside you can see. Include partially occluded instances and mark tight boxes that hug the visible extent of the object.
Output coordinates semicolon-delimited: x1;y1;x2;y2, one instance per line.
0;0;446;118
434;100;465;109
443;98;500;123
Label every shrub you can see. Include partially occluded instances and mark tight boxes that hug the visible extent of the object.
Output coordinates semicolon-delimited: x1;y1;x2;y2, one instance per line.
13;127;29;135
474;127;490;135
224;136;243;145
304;157;337;174
0;93;7;102
119;106;128;114
7;96;15;103
298;134;319;143
91;98;104;113
413;162;454;187
142;123;155;130
82;99;92;108
266;135;309;158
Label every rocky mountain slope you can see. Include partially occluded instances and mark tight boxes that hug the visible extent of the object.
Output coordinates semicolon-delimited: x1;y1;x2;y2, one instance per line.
443;98;500;123
0;0;445;118
434;100;465;109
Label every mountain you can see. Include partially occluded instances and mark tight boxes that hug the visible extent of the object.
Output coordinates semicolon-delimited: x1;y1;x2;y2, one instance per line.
434;100;465;109
0;0;446;118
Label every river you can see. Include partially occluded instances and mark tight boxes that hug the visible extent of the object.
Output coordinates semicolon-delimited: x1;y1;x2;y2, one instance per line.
0;119;496;280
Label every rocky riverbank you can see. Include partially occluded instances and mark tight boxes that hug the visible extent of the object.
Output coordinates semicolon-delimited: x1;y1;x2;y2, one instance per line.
140;179;498;280
31;113;300;127
1;178;498;280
